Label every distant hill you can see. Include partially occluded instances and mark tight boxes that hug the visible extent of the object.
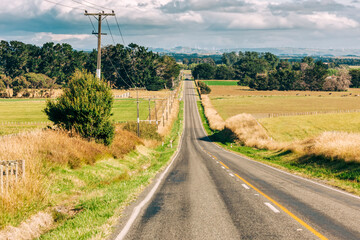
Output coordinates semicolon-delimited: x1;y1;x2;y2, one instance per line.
149;46;360;58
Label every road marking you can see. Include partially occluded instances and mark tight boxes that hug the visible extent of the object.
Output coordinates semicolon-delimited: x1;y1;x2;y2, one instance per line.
242;184;250;190
234;173;328;240
221;166;226;169
219;161;229;169
265;202;280;213
229;173;235;177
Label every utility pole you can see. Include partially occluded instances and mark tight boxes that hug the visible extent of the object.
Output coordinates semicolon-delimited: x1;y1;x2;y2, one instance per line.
84;11;115;79
137;90;140;137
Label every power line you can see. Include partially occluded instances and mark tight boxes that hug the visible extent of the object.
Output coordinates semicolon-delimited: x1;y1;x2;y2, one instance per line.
114;15;126;46
43;0;86;11
104;18;143;89
87;16;96;33
70;0;102;11
81;0;114;11
105;18;116;45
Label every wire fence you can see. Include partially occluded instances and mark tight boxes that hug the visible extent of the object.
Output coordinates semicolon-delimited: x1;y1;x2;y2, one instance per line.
262;109;360;119
0;160;25;194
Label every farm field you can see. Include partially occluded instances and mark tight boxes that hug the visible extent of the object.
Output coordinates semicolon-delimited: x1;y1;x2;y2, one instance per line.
207;85;360;141
0;99;156;136
260;112;360;142
200;80;238;86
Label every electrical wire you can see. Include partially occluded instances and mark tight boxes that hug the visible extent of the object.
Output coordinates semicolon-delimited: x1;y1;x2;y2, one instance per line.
43;0;86;11
70;0;102;11
104;18;144;89
114;15;126;46
81;0;114;11
105;18;116;45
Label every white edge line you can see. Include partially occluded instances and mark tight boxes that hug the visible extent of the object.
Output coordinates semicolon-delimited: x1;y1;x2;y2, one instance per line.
193;92;360;201
265;202;280;213
242;184;250;190
115;82;186;240
229;173;235;177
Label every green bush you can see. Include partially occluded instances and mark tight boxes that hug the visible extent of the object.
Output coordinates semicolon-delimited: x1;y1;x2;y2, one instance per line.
44;70;115;145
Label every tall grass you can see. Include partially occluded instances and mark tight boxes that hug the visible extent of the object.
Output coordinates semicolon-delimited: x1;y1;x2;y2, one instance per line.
0;128;141;230
201;95;360;163
201;95;225;131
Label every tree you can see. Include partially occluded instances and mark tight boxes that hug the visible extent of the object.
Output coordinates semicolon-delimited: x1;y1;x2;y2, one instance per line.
197;81;211;94
192;63;216;79
215;65;235;80
349;69;360;88
323;68;351;91
303;61;328;91
44;70;115;145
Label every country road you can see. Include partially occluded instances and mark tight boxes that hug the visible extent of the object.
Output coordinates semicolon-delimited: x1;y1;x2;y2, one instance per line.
112;79;360;240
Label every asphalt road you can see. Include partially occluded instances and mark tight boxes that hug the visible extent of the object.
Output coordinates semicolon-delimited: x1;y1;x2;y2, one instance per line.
113;80;360;240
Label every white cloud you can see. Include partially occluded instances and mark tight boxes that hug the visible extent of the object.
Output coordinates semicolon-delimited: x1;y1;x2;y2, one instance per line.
33;32;91;42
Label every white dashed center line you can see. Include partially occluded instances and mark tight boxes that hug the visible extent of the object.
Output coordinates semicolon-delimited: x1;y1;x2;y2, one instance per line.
264;202;280;213
242;184;250;190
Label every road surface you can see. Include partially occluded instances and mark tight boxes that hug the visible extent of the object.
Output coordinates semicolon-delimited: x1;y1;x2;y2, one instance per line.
112;80;360;240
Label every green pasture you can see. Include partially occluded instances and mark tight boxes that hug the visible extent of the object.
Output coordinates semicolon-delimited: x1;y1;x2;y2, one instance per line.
0;99;154;135
202;80;238;86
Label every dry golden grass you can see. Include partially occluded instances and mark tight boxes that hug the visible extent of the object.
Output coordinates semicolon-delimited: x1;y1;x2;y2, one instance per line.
209;85;360;97
112;89;171;99
201;96;360;163
294;132;360;162
0;127;141;230
201;95;225;131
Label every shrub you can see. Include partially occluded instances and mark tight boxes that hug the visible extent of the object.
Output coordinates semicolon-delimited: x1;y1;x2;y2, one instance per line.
44;70;115;145
197;81;211;94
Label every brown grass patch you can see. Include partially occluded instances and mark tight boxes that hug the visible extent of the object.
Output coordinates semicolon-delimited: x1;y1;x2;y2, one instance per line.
201;95;225;131
0;127;141;230
201;95;360;163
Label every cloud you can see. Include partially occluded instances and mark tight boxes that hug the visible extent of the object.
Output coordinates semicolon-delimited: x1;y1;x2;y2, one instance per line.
1;0;360;49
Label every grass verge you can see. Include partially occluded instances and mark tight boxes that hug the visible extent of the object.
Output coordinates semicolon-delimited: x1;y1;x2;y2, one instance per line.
38;101;184;239
196;101;360;196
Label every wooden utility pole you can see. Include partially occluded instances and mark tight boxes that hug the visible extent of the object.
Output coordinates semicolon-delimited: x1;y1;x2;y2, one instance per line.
84;11;115;79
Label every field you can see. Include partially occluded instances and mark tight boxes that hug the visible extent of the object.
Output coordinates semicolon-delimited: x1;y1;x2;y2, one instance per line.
0;99;156;136
201;80;238;86
260;112;360;142
208;85;360;141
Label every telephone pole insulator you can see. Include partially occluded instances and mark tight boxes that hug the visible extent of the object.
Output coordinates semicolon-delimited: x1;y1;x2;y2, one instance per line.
85;11;115;79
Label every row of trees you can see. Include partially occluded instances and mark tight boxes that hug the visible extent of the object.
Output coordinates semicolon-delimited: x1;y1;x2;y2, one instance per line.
0;41;180;92
192;51;354;91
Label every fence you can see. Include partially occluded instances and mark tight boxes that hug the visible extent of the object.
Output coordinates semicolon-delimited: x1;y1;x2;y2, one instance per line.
114;92;130;99
0;160;25;194
263;109;360;119
0;121;52;126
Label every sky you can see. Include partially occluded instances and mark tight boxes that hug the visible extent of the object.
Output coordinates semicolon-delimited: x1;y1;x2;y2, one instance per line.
1;0;360;50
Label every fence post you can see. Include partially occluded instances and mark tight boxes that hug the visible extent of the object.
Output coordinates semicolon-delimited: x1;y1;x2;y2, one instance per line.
5;164;8;192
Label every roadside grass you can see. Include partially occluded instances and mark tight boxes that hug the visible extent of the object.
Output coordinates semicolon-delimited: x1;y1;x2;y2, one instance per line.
210;95;360;119
260;112;360;142
197;100;360;196
200;80;238;86
38;101;184;239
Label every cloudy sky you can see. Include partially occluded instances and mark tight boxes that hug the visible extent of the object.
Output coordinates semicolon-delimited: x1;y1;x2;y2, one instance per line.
1;0;360;50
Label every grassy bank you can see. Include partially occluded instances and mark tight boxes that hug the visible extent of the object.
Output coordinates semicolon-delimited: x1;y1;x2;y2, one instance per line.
196;101;360;195
40;101;184;239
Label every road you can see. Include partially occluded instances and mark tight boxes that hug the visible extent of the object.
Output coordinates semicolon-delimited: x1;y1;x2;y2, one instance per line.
113;80;360;240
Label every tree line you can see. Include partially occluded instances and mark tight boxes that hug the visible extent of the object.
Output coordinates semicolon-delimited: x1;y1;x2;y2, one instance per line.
0;40;180;97
191;51;356;91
